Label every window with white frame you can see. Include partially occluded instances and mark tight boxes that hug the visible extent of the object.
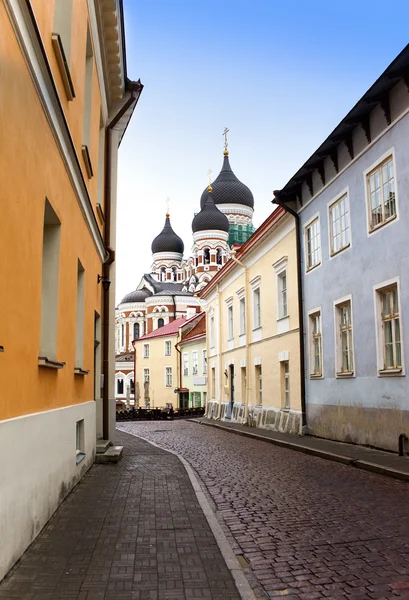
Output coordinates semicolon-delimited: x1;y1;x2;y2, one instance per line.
143;368;150;383
143;343;149;358
281;361;290;409
377;284;402;372
210;314;215;348
165;367;172;387
227;305;234;340
255;365;262;405
183;353;189;376
165;340;172;356
239;297;246;335
335;300;354;375
121;323;125;347
253;287;261;329
117;377;124;395
329;193;350;255
192;351;198;375
309;311;323;377
367;156;396;231
277;270;288;319
211;367;216;397
202;349;207;374
305;217;321;271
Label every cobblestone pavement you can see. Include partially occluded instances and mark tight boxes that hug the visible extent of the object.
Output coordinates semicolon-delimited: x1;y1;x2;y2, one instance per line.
118;421;409;600
0;431;240;600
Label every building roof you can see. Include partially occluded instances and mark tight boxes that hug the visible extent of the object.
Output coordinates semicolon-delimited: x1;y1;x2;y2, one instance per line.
179;313;206;345
200;153;254;209
137;317;186;341
275;44;409;205
115;352;134;362
120;287;152;304
151;215;184;254
192;190;230;233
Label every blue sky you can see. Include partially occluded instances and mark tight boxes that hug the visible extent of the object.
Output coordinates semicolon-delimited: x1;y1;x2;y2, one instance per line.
116;0;409;303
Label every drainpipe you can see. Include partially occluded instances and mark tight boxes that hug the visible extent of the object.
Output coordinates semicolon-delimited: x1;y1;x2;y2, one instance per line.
216;283;223;420
230;251;250;425
102;82;143;441
174;342;182;409
272;193;307;431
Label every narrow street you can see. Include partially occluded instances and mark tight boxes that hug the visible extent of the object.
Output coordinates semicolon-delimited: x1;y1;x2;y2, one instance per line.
119;421;409;600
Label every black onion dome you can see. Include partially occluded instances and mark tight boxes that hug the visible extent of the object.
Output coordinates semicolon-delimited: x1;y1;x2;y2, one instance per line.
151;216;184;254
121;288;152;304
200;154;254;209
192;191;229;233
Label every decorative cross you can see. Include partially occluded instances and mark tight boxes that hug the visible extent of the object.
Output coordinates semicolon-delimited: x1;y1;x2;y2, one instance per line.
222;127;229;151
207;169;212;187
165;197;170;216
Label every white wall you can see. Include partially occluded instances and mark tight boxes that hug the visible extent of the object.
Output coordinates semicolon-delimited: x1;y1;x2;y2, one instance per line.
0;401;96;581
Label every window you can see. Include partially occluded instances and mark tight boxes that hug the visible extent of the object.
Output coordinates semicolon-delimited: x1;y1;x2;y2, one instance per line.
192;392;201;407
183;353;189;376
204;248;210;264
40;200;61;361
216;249;222;265
165;367;172;387
329;193;350;255
309;311;323;377
157;318;165;328
76;419;85;464
202;349;207;374
305;217;321;271
117;378;124;395
367;156;396;231
255;365;262;405
165;340;172;356
211;367;216;398
277;271;288;319
121;324;125;347
228;305;234;340
378;285;402;372
130;378;135;396
143;344;150;358
192;351;198;375
253;288;261;329
97;112;105;212
335;300;354;375
241;367;246;402
143;368;150;383
210;314;215;348
75;261;85;368
281;362;290;409
133;322;140;340
239;298;246;335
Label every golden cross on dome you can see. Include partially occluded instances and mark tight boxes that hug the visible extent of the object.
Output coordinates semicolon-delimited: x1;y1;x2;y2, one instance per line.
222;127;230;154
165;197;170;217
207;169;212;186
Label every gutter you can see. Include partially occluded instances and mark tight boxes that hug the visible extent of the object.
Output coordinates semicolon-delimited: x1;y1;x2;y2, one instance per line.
102;81;143;440
272;194;307;431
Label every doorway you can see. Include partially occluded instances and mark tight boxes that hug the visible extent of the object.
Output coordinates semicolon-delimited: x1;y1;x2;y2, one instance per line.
229;364;234;418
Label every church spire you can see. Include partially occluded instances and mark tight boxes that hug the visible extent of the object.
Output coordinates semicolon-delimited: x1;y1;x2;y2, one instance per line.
222;127;229;156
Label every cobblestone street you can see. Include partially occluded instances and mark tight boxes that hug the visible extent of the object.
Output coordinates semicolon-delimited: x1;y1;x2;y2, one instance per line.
118;421;409;600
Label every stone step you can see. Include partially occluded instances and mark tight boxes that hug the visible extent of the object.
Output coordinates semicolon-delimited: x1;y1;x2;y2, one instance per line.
95;445;123;464
96;439;110;454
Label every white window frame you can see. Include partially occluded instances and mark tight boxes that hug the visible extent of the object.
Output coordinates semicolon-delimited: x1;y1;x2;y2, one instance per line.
165;366;172;388
164;340;172;357
202;349;207;374
328;188;351;258
304;213;321;273
116;373;125;397
227;305;234;340
249;277;261;331
143;343;150;358
239;297;246;335
183;352;189;376
281;361;290;410
255;364;262;406
364;149;398;235
143;368;150;384
209;312;215;349
192;350;198;375
308;307;323;378
273;257;289;320
373;277;405;376
333;295;355;378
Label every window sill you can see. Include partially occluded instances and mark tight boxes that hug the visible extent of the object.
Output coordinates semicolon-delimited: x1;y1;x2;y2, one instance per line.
369;214;397;234
81;145;93;178
309;373;323;379
378;368;403;376
51;33;75;101
330;243;350;258
252;326;262;332
76;452;86;465
96;203;105;225
38;356;65;369
306;262;321;274
74;367;90;376
336;371;354;378
277;314;289;322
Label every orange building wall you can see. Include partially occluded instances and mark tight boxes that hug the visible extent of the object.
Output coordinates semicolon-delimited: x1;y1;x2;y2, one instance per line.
0;2;104;420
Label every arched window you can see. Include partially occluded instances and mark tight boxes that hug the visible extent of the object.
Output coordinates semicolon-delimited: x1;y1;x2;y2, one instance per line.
117;378;124;395
204;248;210;264
130;378;135;395
172;267;177;281
216;249;222;265
121;324;124;346
160;267;166;282
133;322;140;340
158;318;165;328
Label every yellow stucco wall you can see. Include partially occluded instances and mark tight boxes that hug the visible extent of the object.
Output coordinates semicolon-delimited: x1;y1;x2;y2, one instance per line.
134;335;179;408
0;2;104;420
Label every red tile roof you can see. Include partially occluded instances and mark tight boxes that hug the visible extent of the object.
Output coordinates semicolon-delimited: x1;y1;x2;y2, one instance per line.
137;317;186;341
179;313;206;345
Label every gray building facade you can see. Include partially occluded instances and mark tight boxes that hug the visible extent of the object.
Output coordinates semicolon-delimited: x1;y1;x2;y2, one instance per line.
275;46;409;451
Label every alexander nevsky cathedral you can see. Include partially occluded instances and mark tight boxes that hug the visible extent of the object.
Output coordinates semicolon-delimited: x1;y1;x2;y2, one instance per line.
114;138;256;395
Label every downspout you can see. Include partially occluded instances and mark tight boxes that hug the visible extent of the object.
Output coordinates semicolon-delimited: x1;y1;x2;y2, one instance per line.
230;251;250;425
102;84;142;440
216;283;223;420
174;342;182;409
272;194;307;431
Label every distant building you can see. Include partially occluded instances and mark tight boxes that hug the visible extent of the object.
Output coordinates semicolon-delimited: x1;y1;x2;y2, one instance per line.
200;207;302;433
176;312;207;409
274;45;409;451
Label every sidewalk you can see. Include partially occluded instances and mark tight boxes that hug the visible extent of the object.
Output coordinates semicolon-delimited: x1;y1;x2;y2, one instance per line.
0;430;243;600
192;418;409;482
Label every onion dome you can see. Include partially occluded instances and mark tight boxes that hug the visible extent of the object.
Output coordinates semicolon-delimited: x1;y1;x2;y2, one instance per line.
120;288;152;304
192;188;229;233
151;214;184;254
200;153;254;209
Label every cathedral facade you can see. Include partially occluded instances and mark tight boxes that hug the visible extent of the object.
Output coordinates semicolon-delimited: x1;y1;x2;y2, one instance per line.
115;146;255;405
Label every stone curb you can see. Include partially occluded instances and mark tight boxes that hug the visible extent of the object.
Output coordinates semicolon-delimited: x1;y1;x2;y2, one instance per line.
128;431;257;600
190;419;409;483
